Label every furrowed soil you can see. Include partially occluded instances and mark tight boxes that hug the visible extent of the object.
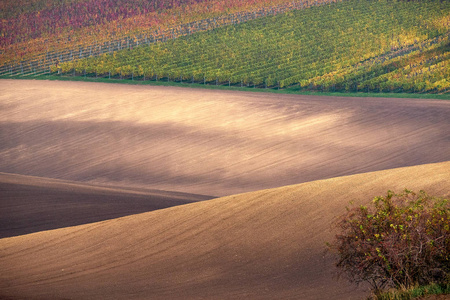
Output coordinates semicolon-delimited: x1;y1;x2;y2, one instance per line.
0;79;449;299
0;79;449;196
0;162;449;299
0;172;213;238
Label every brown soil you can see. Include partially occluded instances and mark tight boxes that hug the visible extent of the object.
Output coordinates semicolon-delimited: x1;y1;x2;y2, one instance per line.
0;161;449;300
0;79;449;299
1;79;449;196
0;172;212;238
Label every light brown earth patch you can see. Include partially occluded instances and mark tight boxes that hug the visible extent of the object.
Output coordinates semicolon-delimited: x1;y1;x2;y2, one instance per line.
1;79;449;196
0;162;449;300
1;80;449;299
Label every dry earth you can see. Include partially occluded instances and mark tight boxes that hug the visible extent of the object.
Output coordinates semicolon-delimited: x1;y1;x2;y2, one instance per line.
1;79;450;299
1;79;449;196
0;172;212;238
0;161;449;300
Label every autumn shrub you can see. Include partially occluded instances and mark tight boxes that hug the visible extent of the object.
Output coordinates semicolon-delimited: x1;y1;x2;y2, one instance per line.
328;190;450;294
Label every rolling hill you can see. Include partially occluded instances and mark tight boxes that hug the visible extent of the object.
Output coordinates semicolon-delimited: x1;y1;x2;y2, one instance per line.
1;161;449;299
1;0;449;298
2;0;449;94
55;0;450;93
0;0;332;69
1;79;449;196
0;172;212;238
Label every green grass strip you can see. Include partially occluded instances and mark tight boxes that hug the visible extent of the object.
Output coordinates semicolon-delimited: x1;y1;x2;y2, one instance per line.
372;283;450;300
2;75;449;100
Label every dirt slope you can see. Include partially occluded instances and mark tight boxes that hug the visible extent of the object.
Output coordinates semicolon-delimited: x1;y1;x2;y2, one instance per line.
1;79;449;196
0;172;213;238
1;161;449;300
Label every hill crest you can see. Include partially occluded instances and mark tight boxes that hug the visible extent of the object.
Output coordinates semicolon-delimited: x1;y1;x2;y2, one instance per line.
1;161;449;299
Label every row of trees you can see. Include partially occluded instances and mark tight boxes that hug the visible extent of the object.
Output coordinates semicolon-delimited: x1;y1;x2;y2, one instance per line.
56;0;450;93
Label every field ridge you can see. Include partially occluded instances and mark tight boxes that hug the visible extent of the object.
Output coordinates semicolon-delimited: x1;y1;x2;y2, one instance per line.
0;171;213;238
1;161;449;299
2;79;449;196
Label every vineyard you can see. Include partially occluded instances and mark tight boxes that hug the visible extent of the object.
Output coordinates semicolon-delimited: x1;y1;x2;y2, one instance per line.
0;0;331;67
2;0;450;94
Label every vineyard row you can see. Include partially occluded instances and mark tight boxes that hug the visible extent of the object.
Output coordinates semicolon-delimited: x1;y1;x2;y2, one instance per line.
45;0;450;94
40;34;449;94
0;0;340;76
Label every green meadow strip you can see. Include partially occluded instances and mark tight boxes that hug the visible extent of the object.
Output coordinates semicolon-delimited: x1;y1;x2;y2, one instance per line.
3;75;449;100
